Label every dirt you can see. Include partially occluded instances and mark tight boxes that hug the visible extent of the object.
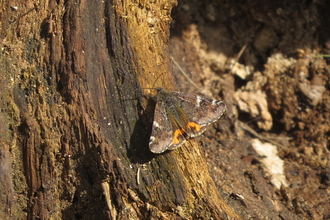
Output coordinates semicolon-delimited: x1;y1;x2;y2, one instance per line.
169;1;330;219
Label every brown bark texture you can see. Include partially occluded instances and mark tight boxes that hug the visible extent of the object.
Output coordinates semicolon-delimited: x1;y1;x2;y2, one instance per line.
0;0;240;219
1;0;330;220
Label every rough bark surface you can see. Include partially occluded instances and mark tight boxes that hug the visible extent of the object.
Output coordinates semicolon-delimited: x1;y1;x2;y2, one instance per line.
1;0;330;220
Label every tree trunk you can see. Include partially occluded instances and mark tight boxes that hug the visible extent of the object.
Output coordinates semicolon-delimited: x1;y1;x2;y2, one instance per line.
0;0;241;219
2;0;329;219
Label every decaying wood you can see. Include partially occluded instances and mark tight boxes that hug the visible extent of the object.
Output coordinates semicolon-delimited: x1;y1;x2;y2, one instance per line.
2;0;329;219
0;0;242;219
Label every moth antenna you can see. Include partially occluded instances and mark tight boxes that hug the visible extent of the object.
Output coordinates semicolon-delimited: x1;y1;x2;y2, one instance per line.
141;72;165;95
151;72;165;89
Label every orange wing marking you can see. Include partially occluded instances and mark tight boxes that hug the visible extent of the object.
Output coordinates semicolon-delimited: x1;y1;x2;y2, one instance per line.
171;129;185;144
186;122;203;132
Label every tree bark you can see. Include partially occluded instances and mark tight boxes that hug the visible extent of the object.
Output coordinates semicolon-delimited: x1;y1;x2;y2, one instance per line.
5;0;328;219
0;0;242;219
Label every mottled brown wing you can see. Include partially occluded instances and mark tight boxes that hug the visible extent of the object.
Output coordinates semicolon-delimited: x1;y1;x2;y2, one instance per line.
173;92;226;136
149;101;174;153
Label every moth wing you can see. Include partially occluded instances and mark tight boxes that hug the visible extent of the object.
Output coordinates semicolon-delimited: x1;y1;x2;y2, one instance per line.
174;91;226;125
149;102;174;153
167;126;187;150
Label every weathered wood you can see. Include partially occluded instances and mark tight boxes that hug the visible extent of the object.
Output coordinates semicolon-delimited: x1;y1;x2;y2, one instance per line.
5;0;329;219
0;0;243;219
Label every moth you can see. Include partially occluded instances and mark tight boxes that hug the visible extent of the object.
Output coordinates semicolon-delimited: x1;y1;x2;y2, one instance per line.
149;88;226;153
